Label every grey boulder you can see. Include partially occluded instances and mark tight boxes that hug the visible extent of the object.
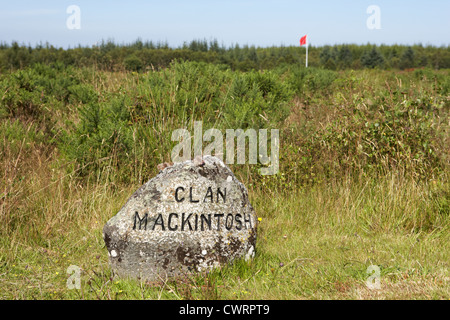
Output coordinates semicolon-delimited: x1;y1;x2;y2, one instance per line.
103;155;257;281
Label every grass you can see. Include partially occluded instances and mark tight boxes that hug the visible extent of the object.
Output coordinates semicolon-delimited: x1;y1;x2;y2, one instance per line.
0;63;448;300
1;169;448;299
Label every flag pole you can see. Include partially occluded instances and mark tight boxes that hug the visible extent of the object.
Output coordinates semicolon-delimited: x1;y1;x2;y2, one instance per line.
305;34;308;68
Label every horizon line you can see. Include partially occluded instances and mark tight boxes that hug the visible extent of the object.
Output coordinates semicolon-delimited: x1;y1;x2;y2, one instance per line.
1;38;449;50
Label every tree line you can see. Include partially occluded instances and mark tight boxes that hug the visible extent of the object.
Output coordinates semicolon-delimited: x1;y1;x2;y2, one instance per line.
1;39;449;72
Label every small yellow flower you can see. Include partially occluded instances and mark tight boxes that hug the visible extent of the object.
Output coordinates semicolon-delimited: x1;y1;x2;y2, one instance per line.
258;217;262;222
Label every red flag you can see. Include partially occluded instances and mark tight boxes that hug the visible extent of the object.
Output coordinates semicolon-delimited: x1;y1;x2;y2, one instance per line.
300;35;307;46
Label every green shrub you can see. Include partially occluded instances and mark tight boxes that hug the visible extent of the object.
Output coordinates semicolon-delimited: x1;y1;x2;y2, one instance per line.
0;62;81;121
0;119;48;154
222;70;292;128
169;61;231;122
124;55;143;71
0;68;46;120
282;93;445;186
287;66;337;96
60;96;135;177
31;62;79;103
68;83;98;104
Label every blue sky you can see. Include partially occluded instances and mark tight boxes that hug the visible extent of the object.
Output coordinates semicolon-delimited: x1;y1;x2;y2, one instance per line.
1;0;449;48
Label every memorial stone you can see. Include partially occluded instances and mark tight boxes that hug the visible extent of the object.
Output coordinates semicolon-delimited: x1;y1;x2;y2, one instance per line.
103;155;257;280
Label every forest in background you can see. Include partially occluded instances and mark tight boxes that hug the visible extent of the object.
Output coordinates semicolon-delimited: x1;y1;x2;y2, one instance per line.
1;39;450;72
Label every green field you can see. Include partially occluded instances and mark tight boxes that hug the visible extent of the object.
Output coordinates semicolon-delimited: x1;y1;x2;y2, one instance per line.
0;54;448;299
